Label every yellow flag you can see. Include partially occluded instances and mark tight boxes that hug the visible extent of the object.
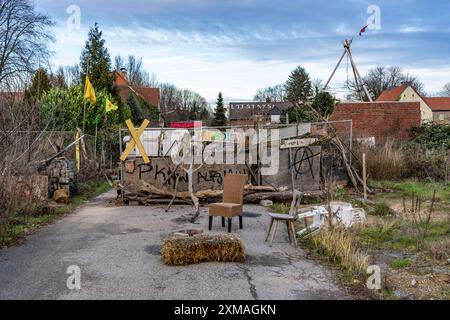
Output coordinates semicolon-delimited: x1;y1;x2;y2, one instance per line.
104;97;118;113
84;76;96;104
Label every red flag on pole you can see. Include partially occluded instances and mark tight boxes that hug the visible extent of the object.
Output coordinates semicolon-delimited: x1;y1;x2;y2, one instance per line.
359;25;369;36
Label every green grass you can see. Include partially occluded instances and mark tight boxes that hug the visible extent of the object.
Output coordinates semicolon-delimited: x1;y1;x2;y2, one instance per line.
357;218;448;253
427;221;450;237
0;181;112;248
371;180;450;202
390;258;412;269
371;202;395;217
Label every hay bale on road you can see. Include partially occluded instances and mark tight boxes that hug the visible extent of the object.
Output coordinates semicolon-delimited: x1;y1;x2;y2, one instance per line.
53;189;69;204
161;234;245;266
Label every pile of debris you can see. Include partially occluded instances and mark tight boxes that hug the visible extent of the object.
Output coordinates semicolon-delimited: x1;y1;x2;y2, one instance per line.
40;157;78;198
122;181;324;206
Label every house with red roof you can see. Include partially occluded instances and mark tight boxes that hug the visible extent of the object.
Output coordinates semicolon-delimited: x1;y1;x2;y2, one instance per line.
376;85;450;124
112;69;160;109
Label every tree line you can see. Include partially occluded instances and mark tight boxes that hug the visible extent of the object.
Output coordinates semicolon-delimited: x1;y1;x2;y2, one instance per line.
1;0;449;134
0;2;211;135
253;65;450;123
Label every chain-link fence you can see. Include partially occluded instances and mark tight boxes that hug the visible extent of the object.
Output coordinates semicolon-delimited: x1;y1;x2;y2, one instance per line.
0;130;120;180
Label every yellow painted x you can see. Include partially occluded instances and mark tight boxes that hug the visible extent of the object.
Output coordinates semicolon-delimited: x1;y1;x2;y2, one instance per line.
120;119;150;164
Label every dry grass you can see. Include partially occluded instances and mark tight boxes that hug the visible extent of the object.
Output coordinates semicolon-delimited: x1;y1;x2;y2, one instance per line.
355;140;407;180
354;139;449;181
309;227;370;274
161;234;245;266
426;238;450;261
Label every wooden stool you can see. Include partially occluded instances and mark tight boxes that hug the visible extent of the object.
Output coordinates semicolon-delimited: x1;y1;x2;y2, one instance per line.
265;215;297;247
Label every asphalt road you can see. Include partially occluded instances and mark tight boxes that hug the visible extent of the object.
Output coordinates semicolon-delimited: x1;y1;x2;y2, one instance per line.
0;190;343;300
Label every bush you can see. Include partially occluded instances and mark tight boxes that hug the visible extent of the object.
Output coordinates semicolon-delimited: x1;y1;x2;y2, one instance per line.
410;122;450;150
405;145;449;181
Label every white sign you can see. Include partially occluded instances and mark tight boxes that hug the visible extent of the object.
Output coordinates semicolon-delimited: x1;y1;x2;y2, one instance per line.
280;138;318;149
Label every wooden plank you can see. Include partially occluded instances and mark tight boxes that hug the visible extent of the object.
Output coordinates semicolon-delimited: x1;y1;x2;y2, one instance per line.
280;138;318;149
120;119;150;163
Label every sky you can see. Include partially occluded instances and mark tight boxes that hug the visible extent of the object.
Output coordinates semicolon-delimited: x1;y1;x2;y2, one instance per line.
35;0;450;102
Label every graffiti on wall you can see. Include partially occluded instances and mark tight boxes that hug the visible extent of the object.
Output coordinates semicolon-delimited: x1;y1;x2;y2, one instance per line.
293;146;321;179
132;159;248;191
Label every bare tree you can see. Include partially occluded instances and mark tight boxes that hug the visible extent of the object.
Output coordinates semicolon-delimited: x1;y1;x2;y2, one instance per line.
0;0;54;86
48;66;67;89
254;84;287;102
114;55;158;87
439;83;450;97
114;56;125;71
159;83;208;122
346;66;425;101
64;64;81;87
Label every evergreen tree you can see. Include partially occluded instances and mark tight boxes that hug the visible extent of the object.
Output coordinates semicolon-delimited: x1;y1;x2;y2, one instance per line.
80;23;113;93
312;91;336;118
285;66;312;104
126;92;142;124
136;95;159;122
26;68;51;105
212;92;227;127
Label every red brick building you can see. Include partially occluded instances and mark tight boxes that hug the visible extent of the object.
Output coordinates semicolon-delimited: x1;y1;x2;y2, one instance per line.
376;85;450;124
330;102;421;143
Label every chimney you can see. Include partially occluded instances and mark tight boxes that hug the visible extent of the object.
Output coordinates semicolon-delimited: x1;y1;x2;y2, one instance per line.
119;67;128;80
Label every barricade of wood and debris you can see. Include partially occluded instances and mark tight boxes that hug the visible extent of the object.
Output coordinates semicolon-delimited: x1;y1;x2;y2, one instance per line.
119;119;369;221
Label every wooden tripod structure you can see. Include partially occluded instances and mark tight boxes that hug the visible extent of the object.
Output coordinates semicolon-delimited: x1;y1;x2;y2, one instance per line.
324;39;373;102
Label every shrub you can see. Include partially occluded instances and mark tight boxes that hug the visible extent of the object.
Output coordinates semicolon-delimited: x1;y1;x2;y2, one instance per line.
405;145;449;181
410;122;450;150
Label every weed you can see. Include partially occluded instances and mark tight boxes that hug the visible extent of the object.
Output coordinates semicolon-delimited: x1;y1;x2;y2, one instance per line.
390;258;412;269
308;227;369;274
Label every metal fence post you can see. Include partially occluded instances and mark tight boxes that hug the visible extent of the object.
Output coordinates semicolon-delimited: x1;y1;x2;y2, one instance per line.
119;128;124;189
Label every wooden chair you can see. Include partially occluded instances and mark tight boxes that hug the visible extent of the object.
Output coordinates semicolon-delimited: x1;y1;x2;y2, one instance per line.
209;174;247;233
265;190;303;247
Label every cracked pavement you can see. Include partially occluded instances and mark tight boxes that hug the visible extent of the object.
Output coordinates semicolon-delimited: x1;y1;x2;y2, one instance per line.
0;190;343;300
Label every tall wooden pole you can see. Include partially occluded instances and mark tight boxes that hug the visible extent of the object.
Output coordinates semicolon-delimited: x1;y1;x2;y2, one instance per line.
346;44;373;102
324;49;347;90
363;153;367;202
82;101;87;134
324;39;373;102
94;116;98;162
